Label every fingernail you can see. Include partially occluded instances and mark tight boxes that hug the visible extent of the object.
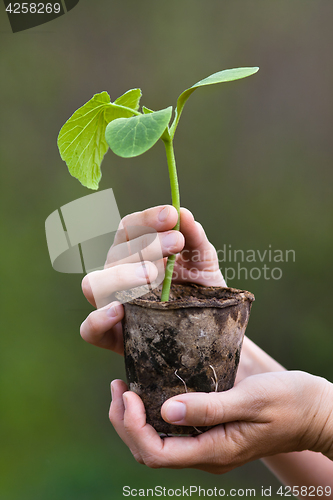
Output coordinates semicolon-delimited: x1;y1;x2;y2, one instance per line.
136;264;149;279
165;401;186;422
107;305;119;318
122;393;128;410
158;206;170;222
110;382;114;400
162;232;179;250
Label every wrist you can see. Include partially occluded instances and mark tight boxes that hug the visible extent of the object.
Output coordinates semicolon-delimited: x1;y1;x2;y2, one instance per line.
307;376;333;459
236;337;285;383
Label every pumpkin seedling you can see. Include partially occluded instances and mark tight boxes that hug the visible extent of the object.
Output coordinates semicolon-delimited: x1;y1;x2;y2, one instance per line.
57;67;259;301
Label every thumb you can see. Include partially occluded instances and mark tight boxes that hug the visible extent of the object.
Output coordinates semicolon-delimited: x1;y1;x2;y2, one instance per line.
161;383;264;427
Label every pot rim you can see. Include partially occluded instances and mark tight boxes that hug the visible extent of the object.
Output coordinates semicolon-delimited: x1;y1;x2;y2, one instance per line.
124;283;255;310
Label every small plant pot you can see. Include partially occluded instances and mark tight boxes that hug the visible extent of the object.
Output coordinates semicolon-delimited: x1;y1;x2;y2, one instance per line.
122;283;254;435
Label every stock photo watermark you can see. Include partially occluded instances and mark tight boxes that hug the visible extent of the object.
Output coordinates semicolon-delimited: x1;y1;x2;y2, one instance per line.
3;0;80;33
122;484;331;497
218;244;295;282
172;244;295;283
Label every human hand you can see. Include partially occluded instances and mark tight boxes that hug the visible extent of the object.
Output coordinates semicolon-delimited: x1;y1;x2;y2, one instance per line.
80;205;226;353
109;371;333;473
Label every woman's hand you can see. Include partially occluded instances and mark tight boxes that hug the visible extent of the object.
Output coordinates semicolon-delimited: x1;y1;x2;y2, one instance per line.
109;371;333;473
79;205;226;353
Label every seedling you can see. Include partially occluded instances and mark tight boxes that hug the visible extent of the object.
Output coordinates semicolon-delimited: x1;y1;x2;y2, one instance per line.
58;67;259;301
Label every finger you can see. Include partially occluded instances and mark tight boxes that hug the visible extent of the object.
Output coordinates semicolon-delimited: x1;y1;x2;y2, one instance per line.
80;301;124;353
179;208;209;253
113;205;179;246
121;391;169;467
109;380;144;462
82;261;158;308
105;230;184;268
112;388;160;465
172;259;226;287
161;383;267;428
110;379;128;421
82;273;97;307
178;208;226;287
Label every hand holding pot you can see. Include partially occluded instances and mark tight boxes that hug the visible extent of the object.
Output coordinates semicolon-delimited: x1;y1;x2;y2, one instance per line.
109;371;333;476
80;205;226;353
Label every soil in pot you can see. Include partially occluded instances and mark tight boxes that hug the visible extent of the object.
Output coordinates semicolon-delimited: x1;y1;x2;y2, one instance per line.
121;283;254;436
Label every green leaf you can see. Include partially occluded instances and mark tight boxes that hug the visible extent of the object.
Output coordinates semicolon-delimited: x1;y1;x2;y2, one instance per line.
115;88;141;110
57;92;111;190
170;67;259;137
142;106;154;114
191;67;259;88
57;90;142;190
105;107;173;158
105;88;142;122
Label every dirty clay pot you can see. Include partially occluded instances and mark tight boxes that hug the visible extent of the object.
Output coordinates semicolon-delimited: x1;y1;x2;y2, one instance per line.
122;283;254;436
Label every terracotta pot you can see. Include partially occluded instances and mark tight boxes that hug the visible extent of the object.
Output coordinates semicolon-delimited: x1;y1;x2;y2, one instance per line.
122;283;254;435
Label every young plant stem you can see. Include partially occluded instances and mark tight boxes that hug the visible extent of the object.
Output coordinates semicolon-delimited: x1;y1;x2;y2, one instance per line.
161;137;180;302
108;103;141;116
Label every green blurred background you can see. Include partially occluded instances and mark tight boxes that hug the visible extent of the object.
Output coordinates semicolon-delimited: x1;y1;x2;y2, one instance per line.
1;1;333;498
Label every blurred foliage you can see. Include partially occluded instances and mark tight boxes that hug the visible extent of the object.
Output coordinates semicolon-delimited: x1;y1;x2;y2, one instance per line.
1;0;332;498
